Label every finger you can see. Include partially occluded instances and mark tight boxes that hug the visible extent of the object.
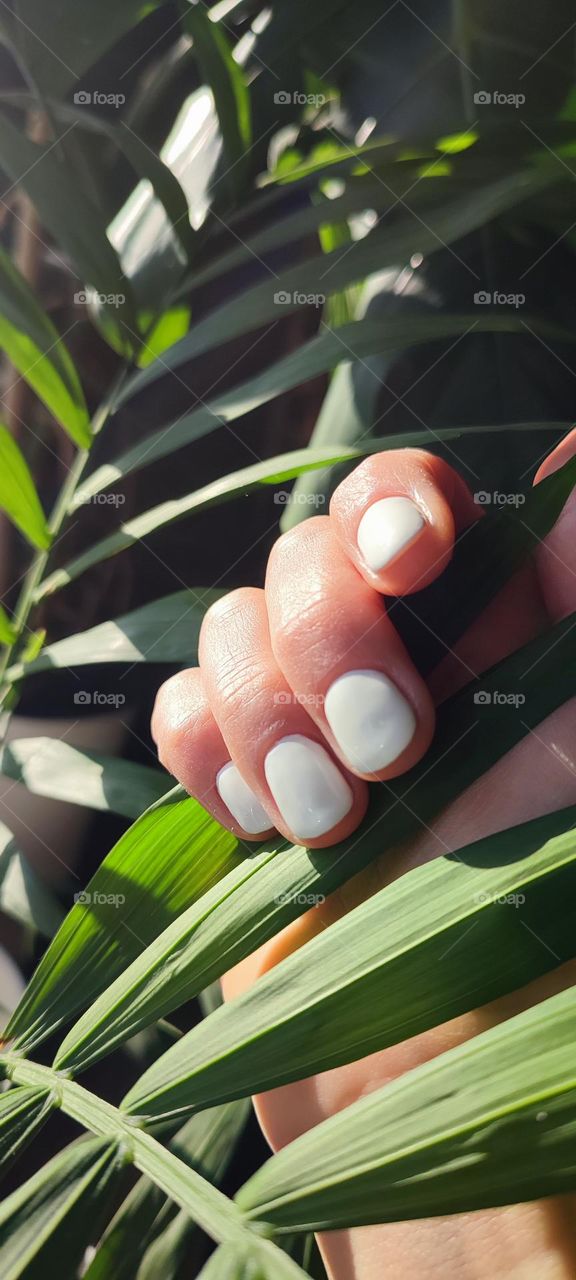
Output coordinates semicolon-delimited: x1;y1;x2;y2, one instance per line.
265;517;435;779
425;429;576;704
533;426;576;622
330;448;477;596
199;586;367;847
151;668;274;840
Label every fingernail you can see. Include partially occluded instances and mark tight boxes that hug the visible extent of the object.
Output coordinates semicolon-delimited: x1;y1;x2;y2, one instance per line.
216;763;271;834
264;735;353;840
357;496;425;571
325;669;416;773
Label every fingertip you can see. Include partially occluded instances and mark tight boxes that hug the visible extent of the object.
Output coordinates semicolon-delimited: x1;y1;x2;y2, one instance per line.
151;669;275;842
330;449;471;596
534;426;576;484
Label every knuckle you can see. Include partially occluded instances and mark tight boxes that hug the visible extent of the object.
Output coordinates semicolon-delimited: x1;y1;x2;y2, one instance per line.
202;586;258;634
267;516;329;578
151;670;189;742
216;655;268;708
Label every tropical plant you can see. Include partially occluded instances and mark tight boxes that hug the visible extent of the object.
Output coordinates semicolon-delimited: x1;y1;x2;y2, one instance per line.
0;2;575;1277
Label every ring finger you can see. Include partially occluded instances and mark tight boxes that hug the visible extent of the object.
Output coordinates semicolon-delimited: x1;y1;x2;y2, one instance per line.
199;587;368;847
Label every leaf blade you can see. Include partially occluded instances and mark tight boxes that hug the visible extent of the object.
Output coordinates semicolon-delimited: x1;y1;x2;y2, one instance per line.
109;808;576;1110
0;1138;124;1280
4;787;250;1052
236;984;576;1229
0;820;64;938
0;245;90;445
0;111;137;347
8;589;223;680
185;6;251;193
0;1087;54;1181
120;168;554;403
0;738;170;819
0;425;50;550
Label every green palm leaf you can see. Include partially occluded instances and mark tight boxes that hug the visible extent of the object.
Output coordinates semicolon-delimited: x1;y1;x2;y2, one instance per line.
0;246;90;445
0;738;170;818
0;1139;125;1280
4;788;251;1052
0;426;50;550
112;809;576;1111
0;1088;54;1180
236;983;576;1229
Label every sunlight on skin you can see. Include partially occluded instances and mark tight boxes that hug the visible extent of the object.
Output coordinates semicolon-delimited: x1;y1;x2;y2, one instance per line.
156;431;576;1280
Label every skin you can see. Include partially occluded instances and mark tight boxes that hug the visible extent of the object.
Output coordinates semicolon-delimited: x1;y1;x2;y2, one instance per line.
152;431;576;1279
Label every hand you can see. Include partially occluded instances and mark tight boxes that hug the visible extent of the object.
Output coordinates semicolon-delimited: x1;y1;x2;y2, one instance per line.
152;431;576;1279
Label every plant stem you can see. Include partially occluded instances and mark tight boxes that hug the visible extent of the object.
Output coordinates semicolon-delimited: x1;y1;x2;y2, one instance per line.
0;1055;308;1277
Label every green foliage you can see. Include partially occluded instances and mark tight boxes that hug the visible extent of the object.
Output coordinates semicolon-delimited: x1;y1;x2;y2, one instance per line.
0;246;90;444
0;426;50;550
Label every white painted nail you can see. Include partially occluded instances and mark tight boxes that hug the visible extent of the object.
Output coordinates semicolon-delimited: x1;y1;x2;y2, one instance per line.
216;763;271;834
325;669;416;773
264;735;353;840
357;496;425;572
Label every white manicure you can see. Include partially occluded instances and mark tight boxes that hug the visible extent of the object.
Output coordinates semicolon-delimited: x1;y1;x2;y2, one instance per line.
264;735;353;840
357;496;425;571
216;763;271;834
325;670;416;773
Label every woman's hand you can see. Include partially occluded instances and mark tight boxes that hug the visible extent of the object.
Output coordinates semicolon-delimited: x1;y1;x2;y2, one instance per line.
152;431;576;1279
